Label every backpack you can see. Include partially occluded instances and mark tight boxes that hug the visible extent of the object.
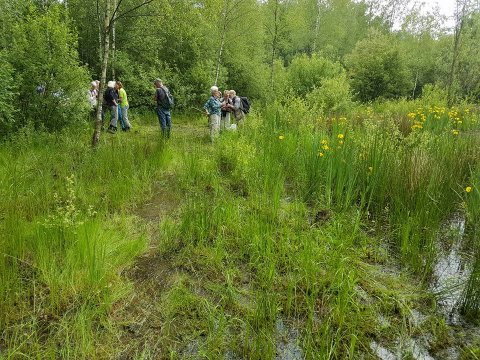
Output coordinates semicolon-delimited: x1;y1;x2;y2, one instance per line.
160;86;174;109
236;96;250;114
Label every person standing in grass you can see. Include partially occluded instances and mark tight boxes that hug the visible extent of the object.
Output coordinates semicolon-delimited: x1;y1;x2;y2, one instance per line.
105;81;119;133
154;78;173;139
204;86;222;141
88;81;98;117
229;90;245;127
116;81;131;131
220;89;233;131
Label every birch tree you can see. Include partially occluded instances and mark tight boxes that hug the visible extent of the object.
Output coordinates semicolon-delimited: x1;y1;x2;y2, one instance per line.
91;0;154;147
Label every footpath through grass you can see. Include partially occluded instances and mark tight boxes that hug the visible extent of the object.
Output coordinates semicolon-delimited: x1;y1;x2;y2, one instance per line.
1;107;480;359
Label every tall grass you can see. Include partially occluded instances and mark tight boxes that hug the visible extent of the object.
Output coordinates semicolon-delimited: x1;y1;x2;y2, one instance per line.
461;165;480;321
2;104;480;358
164;101;480;357
0;121;169;357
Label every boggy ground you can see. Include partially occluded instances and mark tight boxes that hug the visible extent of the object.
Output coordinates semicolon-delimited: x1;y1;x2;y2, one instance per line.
2;112;479;359
108;117;479;360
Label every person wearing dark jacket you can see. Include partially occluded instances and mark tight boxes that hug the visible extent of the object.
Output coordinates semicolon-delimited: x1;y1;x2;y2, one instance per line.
154;78;172;139
104;81;119;133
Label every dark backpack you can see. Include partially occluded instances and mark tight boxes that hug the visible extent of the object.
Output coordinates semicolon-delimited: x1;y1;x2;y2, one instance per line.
160;86;174;109
239;96;250;114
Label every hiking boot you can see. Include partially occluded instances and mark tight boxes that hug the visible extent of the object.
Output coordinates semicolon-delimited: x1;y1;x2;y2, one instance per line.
107;125;117;134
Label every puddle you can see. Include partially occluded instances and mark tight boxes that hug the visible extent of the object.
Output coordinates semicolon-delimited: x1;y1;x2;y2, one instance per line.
403;338;436;360
370;341;396;360
430;216;471;325
275;319;303;360
369;216;475;360
370;338;436;360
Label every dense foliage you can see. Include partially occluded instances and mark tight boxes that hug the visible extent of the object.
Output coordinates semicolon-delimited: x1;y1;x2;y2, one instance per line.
0;0;480;136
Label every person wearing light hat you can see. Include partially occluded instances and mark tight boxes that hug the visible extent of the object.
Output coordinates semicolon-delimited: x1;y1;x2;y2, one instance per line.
203;86;222;141
88;81;98;111
104;80;119;133
153;78;173;139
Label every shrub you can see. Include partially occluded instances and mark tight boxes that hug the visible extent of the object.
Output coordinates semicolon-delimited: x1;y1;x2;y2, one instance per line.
286;54;343;97
0;51;18;136
345;30;411;102
305;73;354;115
8;5;89;132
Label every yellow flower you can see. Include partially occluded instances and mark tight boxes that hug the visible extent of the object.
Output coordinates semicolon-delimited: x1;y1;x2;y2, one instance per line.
466;186;472;193
322;144;330;151
321;139;328;145
318;152;324;157
278;135;285;140
407;112;416;119
457;120;462;124
337;134;344;139
452;130;459;135
411;124;423;130
338;140;344;145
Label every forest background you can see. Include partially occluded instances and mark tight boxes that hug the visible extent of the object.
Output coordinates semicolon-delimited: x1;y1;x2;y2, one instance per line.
1;0;480;134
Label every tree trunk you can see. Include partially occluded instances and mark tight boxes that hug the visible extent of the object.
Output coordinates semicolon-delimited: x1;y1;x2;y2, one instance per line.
447;2;466;106
214;30;226;86
269;0;279;90
312;0;323;53
92;0;112;147
214;0;229;86
412;71;418;99
111;0;116;80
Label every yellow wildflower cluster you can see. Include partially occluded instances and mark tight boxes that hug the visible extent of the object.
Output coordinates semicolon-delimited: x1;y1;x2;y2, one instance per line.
407;106;468;134
318;139;330;156
409;107;429;130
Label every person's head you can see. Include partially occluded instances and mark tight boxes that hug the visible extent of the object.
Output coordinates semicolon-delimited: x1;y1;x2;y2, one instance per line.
210;85;218;95
154;78;163;88
228;90;236;98
116;81;123;89
107;81;116;89
90;81;97;90
223;90;229;99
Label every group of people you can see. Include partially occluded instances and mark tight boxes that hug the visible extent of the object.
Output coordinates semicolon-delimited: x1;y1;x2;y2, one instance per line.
203;86;246;141
87;79;247;142
88;80;131;133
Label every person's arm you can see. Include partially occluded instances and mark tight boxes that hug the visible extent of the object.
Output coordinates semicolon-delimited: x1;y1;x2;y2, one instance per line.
204;99;211;116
